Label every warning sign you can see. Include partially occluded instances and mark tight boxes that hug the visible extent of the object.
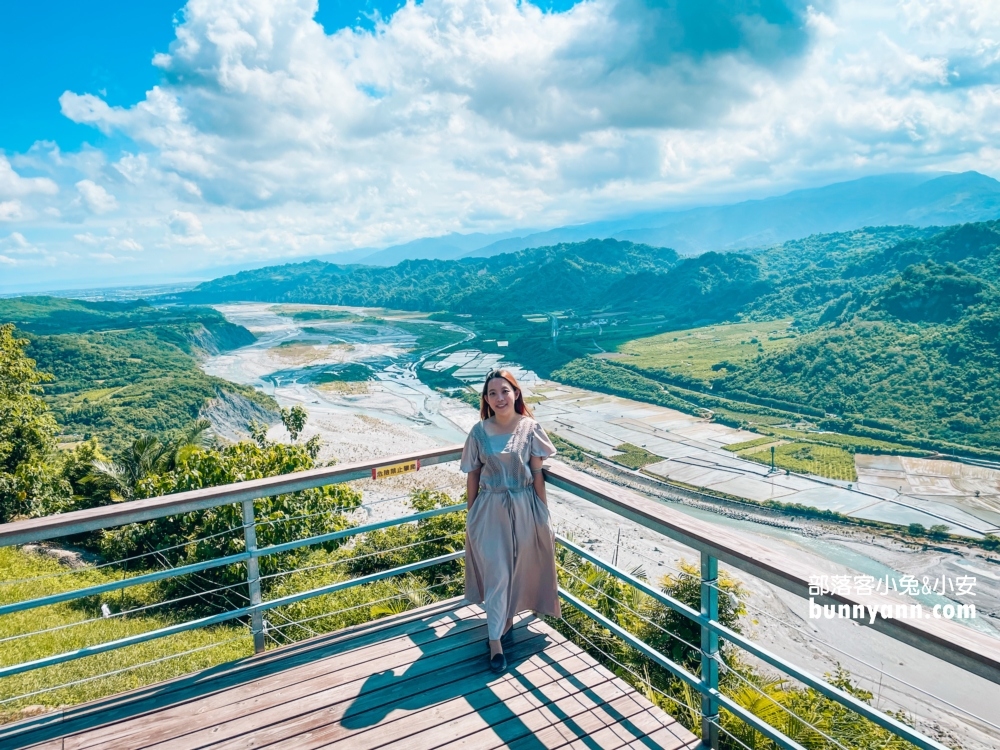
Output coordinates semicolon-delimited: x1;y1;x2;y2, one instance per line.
372;459;421;480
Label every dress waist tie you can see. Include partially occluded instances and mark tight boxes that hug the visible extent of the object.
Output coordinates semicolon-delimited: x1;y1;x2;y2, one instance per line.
478;483;534;564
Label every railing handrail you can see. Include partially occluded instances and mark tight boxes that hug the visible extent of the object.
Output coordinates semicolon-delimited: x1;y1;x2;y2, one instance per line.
0;445;465;548
542;460;1000;686
1;447;997;685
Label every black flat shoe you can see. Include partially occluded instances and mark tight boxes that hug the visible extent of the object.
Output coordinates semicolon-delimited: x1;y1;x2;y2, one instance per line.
489;652;507;673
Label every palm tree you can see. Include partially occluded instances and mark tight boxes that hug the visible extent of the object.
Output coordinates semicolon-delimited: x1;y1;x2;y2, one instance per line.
89;420;212;502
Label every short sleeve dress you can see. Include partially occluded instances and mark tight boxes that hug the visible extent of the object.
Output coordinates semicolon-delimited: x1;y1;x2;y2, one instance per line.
460;416;560;640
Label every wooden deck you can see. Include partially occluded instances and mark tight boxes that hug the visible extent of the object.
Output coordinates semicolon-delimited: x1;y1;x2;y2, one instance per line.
8;599;699;750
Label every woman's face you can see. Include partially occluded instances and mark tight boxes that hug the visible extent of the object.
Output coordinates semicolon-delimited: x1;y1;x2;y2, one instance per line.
485;376;518;418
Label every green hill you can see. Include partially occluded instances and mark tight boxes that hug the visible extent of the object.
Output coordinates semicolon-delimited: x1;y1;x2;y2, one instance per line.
170;221;1000;450
0;298;273;450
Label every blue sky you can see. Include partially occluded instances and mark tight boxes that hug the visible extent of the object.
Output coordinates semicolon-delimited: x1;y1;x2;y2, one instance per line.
1;0;998;290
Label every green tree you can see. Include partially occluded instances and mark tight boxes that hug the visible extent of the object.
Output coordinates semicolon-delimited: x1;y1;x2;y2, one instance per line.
88;420;212;503
928;524;950;540
280;405;308;442
98;438;361;613
0;324;68;522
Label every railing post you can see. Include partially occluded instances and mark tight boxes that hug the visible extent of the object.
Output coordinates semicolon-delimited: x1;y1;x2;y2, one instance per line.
242;499;265;654
700;552;720;749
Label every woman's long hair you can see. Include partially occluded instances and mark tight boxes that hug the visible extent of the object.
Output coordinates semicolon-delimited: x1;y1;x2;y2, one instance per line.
480;369;534;420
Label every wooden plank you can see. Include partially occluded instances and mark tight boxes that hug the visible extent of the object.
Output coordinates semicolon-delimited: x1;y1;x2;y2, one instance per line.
203;632;583;750
66;609;503;750
486;680;644;750
354;632;634;750
9;601;482;749
622;718;702;750
0;446;464;547
362;664;619;750
544;460;1000;685
9;600;699;750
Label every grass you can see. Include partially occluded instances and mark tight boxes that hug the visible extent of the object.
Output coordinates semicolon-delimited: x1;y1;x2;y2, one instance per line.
758;427;931;456
722;436;780;453
606;319;797;381
549;434;592;464
742;442;858;481
390;320;469;352
0;547;251;724
270;306;366;323
610;443;662;470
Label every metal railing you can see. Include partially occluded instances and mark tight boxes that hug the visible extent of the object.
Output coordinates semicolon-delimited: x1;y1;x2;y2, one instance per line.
0;446;998;750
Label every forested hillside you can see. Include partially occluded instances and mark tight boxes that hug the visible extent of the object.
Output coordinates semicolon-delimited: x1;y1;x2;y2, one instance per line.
0;298;273;450
175;220;1000;451
173;239;680;313
176;226;938;326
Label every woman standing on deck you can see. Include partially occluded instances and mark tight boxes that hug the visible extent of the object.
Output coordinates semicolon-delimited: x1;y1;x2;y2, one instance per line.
460;369;561;673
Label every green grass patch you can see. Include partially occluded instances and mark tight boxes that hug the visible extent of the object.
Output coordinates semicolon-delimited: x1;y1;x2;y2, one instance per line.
391;320;469;352
722;436;781;453
610;443;662;470
759;427;931;456
549;434;593;464
416;363;479;409
743;442;858;481
271;306;366;323
607;319;796;381
0;547;251;724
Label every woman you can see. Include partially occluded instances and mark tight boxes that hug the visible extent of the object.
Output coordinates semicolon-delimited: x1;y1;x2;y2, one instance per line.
460;369;561;673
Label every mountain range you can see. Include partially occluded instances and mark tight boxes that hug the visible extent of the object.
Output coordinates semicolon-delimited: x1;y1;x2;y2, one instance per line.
326;170;1000;265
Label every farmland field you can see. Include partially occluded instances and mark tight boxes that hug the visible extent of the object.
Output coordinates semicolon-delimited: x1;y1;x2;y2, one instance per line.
602;319;797;381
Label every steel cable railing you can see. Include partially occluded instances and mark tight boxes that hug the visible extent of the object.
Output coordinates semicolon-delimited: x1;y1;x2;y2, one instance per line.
557;546;856;750
0;521;248;587
555;561;704;657
551;511;692;579
706;579;1000;735
0;448;992;750
257;532;464;582
555;612;702;720
0;632;251;707
712;652;855;750
252;484;458;529
710;717;758;750
553;531;952;750
0;580;251;646
263;576;465;642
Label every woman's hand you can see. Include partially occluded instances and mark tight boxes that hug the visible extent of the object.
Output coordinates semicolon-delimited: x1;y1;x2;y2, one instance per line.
466;467;481;509
530;455;547;506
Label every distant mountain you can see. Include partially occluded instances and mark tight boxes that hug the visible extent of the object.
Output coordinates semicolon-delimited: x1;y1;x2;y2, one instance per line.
330;230;534;266
168;239;680;314
323;171;1000;265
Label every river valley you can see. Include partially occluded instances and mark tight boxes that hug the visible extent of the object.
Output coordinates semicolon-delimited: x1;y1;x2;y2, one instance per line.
203;302;1000;747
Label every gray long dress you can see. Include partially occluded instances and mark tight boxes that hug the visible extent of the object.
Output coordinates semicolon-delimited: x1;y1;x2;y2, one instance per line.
460;416;561;640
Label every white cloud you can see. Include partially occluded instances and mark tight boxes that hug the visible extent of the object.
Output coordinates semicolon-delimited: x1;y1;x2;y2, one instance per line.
119;238;144;252
0;232;44;265
0;156;58;199
75;180;119;214
0;201;25;221
169;210;203;236
1;0;996;289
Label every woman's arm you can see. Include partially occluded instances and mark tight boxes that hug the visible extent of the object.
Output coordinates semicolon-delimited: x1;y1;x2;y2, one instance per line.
466;467;481;509
530;455;547;505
